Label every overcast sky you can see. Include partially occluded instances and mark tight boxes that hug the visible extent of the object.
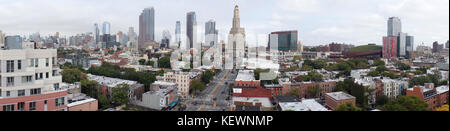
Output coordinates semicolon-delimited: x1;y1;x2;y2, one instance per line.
0;0;448;47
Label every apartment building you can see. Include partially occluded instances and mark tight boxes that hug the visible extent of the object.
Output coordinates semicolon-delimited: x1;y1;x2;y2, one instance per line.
163;70;200;99
325;92;356;110
0;48;67;111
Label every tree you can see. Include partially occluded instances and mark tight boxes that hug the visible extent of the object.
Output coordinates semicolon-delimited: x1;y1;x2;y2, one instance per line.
396;62;411;71
62;68;87;84
190;80;206;96
381;96;429;111
300;65;313;71
157;70;165;76
301;71;323;82
368;71;380;77
81;80;100;99
158;56;171;68
376;65;388;73
382;72;398;79
308;85;322;98
435;105;449;111
201;70;215;84
138;59;146;65
111;84;130;106
98;92;111;110
146;60;154;66
376;95;389;107
372;59;385;67
335;102;362;111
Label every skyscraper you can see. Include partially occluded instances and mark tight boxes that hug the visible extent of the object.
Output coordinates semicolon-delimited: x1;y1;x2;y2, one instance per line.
175;21;181;45
94;23;100;44
388;17;402;37
161;30;171;48
186;12;197;49
226;4;246;69
139;7;155;46
205;20;218;47
398;32;407;57
268;30;298;52
0;30;5;48
102;22;111;35
383;36;398;59
405;36;414;58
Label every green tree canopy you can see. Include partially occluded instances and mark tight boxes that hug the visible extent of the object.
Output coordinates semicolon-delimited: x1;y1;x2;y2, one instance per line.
372;59;385;67
111;83;130;106
396;62;411;71
335;102;362;111
190;80;206;96
381;96;429;111
158;56;171;68
62;68;87;84
301;71;323;82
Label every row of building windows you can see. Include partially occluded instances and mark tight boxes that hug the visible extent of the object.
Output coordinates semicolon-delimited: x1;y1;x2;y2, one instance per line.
0;88;41;97
4;71;56;87
2;96;65;111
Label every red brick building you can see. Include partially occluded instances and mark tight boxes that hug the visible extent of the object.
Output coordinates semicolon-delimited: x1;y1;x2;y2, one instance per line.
406;85;449;110
325;92;356;110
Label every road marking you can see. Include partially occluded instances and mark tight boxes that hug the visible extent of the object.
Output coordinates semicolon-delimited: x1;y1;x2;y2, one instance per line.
197;70;230;111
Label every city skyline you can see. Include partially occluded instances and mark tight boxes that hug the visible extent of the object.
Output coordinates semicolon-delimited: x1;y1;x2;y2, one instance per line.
0;0;448;47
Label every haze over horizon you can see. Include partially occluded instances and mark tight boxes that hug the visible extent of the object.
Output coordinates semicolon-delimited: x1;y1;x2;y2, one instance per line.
0;0;448;47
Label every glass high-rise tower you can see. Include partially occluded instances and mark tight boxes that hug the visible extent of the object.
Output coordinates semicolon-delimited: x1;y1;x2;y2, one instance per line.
139;7;155;46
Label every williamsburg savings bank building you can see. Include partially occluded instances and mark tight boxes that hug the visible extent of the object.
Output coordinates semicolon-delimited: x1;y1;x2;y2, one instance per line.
0;42;67;111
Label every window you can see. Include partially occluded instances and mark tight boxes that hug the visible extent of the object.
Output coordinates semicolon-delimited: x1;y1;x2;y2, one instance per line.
3;105;14;111
29;102;36;111
18;102;25;111
46;72;49;78
52;57;55;65
35;73;38;80
0;89;2;97
44;100;47;104
7;77;14;86
6;60;14;73
46;58;49;67
22;76;32;83
40;73;43;79
30;88;41;95
29;59;34;67
55;97;65;106
18;60;22;70
6;91;10;97
35;58;39;67
52;70;57;76
18;90;25;96
54;83;60;90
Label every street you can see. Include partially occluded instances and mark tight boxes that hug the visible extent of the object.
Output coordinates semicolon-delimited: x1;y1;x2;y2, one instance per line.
183;69;237;111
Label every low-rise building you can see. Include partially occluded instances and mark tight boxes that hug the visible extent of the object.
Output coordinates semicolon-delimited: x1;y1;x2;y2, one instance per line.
67;98;98;111
233;70;273;110
407;84;449;110
278;99;329;111
87;74;145;102
325;92;356;110
134;81;178;110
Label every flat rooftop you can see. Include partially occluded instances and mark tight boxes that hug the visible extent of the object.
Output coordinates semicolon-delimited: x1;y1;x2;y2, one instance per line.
236;70;256;81
279;99;329;111
326;92;355;100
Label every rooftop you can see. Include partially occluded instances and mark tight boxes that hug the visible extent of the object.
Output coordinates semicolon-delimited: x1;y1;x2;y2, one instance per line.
279;99;329;111
326;92;355;100
236;70;256;81
67;98;97;107
87;74;138;87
